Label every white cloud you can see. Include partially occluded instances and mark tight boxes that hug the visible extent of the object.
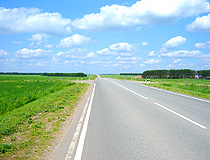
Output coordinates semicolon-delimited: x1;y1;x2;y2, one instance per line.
87;52;96;58
34;61;47;66
0;7;71;35
173;59;182;63
55;48;89;61
141;42;148;46
45;44;53;48
113;63;119;67
160;47;168;53
56;51;65;56
194;41;210;49
194;42;207;49
16;48;51;58
97;42;138;56
166;64;172;68
89;61;102;64
187;13;210;33
116;56;140;61
148;51;156;56
72;0;210;31
29;33;49;45
163;36;186;49
161;50;201;57
118;61;137;64
0;50;8;58
57;34;91;48
144;58;161;64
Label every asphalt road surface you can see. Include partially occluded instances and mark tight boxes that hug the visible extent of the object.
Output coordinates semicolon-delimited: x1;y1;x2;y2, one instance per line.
50;77;210;160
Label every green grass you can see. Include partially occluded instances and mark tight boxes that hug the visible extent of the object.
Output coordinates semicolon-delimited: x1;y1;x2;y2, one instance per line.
0;75;90;159
0;80;69;115
100;75;210;100
144;79;210;100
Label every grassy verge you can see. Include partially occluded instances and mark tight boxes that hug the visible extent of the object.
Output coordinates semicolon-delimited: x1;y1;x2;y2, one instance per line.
0;82;89;159
143;79;210;100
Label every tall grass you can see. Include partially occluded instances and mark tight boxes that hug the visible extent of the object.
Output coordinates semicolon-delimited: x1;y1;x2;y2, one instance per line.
0;80;70;115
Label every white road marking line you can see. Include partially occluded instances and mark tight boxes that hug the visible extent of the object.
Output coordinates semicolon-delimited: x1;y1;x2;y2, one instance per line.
74;83;96;160
154;102;207;130
106;79;148;100
141;84;210;104
64;84;96;160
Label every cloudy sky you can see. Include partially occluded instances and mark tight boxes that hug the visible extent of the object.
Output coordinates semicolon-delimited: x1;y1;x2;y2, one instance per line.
0;0;210;74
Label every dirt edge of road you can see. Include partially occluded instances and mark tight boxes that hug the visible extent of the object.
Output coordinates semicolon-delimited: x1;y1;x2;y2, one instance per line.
45;80;94;159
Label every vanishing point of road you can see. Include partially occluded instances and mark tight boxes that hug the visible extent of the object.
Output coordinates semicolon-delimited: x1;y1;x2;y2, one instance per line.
50;76;210;160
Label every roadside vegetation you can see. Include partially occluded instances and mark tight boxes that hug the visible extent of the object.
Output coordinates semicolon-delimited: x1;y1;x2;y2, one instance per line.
101;74;144;81
0;75;93;159
145;79;210;100
101;74;210;100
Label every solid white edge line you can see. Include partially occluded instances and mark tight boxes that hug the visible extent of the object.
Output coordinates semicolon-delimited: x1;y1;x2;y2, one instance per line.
64;87;92;160
154;102;207;130
106;79;148;100
73;83;96;160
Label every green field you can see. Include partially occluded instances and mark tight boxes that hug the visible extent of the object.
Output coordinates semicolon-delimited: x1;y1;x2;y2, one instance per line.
0;75;92;159
0;75;95;115
101;75;210;100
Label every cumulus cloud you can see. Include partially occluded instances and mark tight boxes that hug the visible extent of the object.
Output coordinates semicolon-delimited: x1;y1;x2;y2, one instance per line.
72;0;210;31
97;42;138;56
194;41;210;49
55;48;88;61
173;59;182;63
148;51;156;56
87;52;96;58
45;44;53;48
187;14;210;33
161;50;201;57
141;42;148;46
16;48;51;58
28;33;49;45
0;50;8;58
57;34;91;48
144;58;161;64
163;36;186;49
0;7;71;35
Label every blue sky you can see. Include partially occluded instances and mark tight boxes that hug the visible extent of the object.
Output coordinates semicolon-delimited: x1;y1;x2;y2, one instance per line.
0;0;210;74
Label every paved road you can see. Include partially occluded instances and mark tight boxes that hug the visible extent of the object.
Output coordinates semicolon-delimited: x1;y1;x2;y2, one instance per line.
51;77;210;160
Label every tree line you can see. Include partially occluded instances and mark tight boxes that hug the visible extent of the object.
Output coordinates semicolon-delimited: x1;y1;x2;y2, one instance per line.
120;73;143;75
0;72;87;77
0;72;42;75
142;69;210;79
41;72;87;77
